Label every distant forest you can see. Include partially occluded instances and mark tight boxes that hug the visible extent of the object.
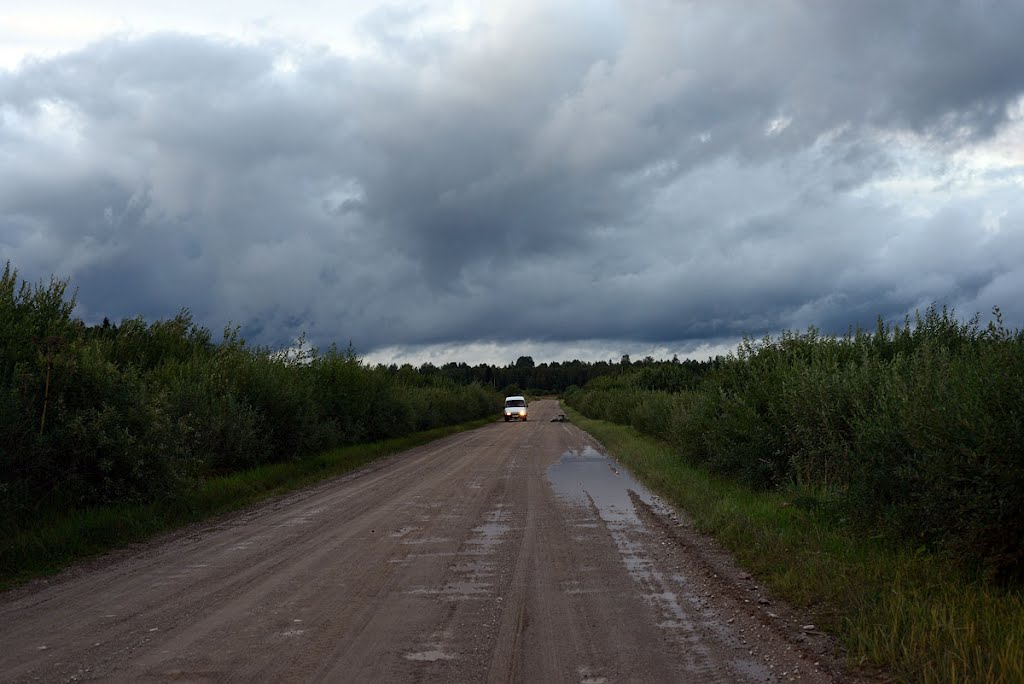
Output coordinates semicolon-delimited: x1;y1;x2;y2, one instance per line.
80;316;717;398
403;352;719;398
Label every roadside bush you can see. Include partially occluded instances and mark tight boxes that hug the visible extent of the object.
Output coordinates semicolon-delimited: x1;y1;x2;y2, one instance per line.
36;342;179;507
566;306;1024;579
0;261;502;538
150;356;269;474
406;383;500;432
104;311;212;371
628;391;675;441
849;336;1024;579
229;352;323;460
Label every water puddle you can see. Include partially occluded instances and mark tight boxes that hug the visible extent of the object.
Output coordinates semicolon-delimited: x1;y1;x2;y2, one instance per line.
546;446;655;523
404;649;454;662
547;446;702;651
461;505;511;557
465;522;509;553
401;537;451;546
388;551;456;565
407;581;493;599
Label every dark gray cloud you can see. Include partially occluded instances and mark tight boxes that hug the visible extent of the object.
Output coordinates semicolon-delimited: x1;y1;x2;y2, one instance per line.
2;1;1023;361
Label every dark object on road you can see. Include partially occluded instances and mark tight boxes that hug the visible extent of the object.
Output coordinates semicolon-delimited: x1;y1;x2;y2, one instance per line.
551;414;569;422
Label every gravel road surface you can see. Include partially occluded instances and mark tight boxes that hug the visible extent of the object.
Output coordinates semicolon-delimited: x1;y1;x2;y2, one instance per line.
0;399;845;682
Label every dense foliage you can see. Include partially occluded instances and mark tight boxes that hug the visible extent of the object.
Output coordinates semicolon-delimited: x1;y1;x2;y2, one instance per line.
0;262;500;531
566;308;1024;582
412;351;715;396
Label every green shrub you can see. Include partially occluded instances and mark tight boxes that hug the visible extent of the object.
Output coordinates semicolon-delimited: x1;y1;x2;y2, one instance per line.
39;342;179;507
0;261;503;540
149;356;269;474
566;306;1024;578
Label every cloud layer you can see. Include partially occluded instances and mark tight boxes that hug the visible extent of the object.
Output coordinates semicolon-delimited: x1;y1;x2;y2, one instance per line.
2;1;1023;362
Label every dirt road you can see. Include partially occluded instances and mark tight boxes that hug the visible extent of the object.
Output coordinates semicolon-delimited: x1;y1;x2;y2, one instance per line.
0;399;843;682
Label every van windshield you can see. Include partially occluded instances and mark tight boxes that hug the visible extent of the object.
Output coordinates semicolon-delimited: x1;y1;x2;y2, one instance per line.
505;399;526;408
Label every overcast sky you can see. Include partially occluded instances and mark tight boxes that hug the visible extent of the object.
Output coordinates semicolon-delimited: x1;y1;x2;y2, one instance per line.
2;1;1023;365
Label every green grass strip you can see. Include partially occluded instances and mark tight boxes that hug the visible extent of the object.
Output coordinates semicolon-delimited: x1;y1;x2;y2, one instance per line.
0;417;493;591
564;406;1024;684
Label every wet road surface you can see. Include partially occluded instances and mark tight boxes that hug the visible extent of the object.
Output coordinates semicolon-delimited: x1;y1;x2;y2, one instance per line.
0;399;841;682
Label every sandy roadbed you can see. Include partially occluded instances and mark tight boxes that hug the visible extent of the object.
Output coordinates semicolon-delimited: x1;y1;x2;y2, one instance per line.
0;399;846;682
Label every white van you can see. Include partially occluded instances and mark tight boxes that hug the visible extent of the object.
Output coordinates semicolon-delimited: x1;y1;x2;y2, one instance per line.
503;396;528;422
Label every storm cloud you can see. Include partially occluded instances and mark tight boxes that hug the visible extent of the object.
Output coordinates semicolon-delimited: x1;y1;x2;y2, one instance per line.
2;0;1023;362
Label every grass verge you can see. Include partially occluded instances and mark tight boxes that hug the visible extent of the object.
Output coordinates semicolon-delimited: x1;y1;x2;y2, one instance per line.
564;406;1024;684
0;417;493;591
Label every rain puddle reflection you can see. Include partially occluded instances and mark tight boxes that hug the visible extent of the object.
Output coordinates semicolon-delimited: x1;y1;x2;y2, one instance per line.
546;446;655;523
547;446;701;649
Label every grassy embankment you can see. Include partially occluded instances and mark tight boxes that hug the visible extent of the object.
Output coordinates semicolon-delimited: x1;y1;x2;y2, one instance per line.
1;416;492;590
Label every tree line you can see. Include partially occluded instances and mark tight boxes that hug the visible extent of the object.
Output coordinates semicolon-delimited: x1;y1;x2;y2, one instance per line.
0;262;500;533
403;351;719;397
